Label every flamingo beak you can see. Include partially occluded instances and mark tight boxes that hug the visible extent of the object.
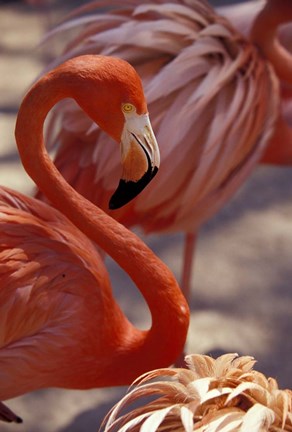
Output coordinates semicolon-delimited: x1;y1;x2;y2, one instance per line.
109;113;160;209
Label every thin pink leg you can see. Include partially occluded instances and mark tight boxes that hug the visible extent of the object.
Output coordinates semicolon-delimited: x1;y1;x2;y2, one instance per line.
181;232;197;303
175;232;197;367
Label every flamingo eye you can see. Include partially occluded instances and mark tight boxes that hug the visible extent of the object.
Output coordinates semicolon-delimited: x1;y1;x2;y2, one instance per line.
122;103;135;114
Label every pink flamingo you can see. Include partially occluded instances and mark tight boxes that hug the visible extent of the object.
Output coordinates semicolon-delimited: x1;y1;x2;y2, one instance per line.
0;55;189;423
38;0;290;300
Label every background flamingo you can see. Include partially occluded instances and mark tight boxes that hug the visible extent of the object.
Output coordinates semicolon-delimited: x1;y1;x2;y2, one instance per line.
0;54;189;423
36;0;291;301
219;1;292;163
100;353;292;432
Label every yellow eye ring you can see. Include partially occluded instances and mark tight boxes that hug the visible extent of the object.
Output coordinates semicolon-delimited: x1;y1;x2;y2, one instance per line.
122;103;135;114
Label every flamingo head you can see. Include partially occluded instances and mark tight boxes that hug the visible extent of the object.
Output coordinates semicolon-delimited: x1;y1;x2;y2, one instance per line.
69;55;160;209
109;102;160;209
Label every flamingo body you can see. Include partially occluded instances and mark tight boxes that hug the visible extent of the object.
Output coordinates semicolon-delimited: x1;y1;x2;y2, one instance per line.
0;186;118;400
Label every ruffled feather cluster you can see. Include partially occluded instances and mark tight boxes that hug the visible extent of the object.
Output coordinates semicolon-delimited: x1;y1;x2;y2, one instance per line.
101;354;292;432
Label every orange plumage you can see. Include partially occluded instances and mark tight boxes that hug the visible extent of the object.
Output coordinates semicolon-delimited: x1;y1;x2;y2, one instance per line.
0;54;189;422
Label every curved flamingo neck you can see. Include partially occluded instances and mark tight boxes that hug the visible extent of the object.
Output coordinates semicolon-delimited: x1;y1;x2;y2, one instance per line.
250;0;292;84
250;1;292;165
15;56;189;379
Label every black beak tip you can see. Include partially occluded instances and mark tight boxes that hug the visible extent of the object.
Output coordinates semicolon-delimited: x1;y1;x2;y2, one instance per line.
109;166;158;210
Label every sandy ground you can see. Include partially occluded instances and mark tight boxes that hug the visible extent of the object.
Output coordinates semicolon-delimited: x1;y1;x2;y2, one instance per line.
0;1;292;431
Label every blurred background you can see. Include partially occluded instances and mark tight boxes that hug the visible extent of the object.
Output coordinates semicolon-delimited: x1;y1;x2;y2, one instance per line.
0;0;292;431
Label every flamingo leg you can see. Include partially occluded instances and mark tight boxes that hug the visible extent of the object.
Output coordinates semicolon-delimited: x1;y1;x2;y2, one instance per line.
181;232;197;303
175;232;197;367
